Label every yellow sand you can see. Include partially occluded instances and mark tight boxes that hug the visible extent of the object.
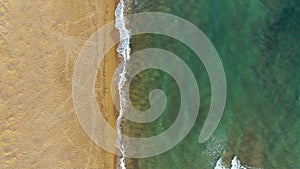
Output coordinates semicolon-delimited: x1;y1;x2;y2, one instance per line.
0;0;119;168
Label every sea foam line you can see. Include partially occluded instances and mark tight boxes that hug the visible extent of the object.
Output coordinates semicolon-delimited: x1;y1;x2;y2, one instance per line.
214;156;262;169
214;156;246;169
114;0;131;169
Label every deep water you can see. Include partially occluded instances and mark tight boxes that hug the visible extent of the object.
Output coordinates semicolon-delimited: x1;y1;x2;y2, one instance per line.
121;0;300;168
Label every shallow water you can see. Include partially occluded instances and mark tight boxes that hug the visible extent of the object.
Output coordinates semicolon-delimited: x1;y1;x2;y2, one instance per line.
121;0;300;168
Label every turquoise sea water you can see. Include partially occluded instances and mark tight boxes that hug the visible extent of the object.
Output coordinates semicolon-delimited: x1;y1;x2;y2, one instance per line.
121;0;300;168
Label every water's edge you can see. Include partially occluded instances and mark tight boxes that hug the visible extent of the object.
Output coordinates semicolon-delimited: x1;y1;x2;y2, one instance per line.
114;0;131;168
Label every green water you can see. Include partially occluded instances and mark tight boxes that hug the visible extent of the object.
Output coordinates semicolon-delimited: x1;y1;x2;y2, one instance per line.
123;0;300;168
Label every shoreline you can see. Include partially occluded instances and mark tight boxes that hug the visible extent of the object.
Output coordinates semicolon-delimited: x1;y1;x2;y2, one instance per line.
95;0;121;168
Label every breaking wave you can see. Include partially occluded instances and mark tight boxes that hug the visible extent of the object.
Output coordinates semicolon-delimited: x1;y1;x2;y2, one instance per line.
214;156;261;169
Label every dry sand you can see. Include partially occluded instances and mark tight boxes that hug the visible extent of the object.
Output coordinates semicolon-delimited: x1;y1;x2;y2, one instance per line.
0;0;119;168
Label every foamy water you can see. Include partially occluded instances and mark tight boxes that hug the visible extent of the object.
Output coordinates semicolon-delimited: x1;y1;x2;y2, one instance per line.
214;156;252;169
115;0;131;168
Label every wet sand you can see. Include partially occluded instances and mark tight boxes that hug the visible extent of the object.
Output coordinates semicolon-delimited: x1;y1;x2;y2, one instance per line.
0;0;119;168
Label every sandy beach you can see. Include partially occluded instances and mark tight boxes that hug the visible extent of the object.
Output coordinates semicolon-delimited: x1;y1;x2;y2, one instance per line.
0;0;119;168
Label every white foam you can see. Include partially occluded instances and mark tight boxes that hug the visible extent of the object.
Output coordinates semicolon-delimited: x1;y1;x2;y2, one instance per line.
115;0;131;61
202;137;225;159
114;0;131;169
214;156;252;169
214;158;228;169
